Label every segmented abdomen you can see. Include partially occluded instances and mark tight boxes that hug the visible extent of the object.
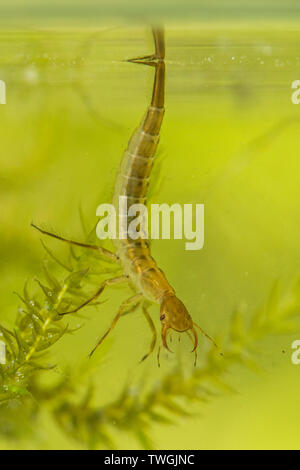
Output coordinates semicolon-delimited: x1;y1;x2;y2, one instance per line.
113;59;174;302
114;105;163;201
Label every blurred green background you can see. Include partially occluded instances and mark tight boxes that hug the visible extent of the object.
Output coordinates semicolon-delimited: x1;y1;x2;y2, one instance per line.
0;0;300;450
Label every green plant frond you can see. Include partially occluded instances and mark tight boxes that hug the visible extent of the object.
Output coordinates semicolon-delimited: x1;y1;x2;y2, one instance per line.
229;309;246;344
78;203;89;238
41;240;73;272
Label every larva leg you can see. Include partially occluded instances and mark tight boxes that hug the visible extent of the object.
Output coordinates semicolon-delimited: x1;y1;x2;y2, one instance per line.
140;304;157;363
31;223;118;262
59;275;128;316
89;293;143;357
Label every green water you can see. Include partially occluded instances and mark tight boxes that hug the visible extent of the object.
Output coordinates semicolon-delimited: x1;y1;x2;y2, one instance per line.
1;8;300;449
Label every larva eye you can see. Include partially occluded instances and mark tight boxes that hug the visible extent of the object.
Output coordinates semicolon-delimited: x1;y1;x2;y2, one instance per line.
160;314;165;321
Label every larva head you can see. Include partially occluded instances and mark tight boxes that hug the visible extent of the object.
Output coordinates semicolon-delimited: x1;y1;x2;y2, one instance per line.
160;294;198;352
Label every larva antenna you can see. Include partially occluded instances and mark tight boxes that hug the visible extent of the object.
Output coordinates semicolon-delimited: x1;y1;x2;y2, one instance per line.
194;322;218;349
